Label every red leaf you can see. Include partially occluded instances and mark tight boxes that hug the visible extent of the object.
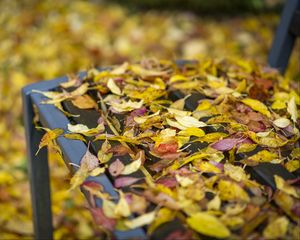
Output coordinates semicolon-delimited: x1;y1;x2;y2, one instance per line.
156;177;178;188
247;120;266;132
155;141;178;154
211;138;240;151
108;145;133;156
114;176;142;188
90;207;116;231
82;181;103;191
164;229;194;240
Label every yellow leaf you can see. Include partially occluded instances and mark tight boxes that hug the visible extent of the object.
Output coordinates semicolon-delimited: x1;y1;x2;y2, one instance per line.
178;127;205;137
207;195;221;211
109;99;144;113
148;208;175;234
169;95;189;110
291;148;300;159
130;64;167;78
114;191;131;217
64;133;87;142
274;175;299;198
285;160;300;172
241;98;271;117
32;89;63;100
167;108;191;117
263;217;289;239
169;74;188;83
236;143;257;153
124;211;156;229
198;132;228;143
36;128;63;155
166;118;186;130
218;180;250;202
67;123;104;136
224;163;248;182
134;111;160;124
196;100;212;111
249;150;278;162
273;118;290;128
69;164;89;190
121;158;142;175
111;62;129;75
194;161;222;174
107;78;122;95
103;199;117;218
67;123;89;133
175;115;207;128
271;100;286;110
70;148;99;190
221;216;244;229
187;212;230;238
248;131;287;148
235;79;247;93
175;174;194;187
70;83;89;96
89;167;105;177
60;77;79;89
287;96;298;122
0;171;14;185
171;81;200;90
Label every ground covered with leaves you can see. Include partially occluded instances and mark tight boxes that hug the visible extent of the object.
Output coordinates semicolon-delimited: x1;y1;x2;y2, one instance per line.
0;0;299;239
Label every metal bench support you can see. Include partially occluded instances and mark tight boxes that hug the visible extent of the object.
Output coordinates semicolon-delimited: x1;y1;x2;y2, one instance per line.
268;0;300;73
23;87;53;240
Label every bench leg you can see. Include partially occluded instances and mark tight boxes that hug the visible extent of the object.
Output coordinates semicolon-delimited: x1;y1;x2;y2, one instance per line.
23;92;53;240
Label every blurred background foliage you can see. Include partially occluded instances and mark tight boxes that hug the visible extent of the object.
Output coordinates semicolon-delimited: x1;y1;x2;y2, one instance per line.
0;0;299;239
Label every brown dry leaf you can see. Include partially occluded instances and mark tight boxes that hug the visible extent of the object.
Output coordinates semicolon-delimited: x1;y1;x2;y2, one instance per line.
71;95;97;109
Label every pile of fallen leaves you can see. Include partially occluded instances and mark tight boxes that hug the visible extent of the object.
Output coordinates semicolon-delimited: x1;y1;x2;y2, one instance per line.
0;0;299;239
35;58;300;239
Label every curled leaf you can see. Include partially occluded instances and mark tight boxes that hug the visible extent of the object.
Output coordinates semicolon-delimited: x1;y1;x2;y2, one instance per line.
107;78;122;95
